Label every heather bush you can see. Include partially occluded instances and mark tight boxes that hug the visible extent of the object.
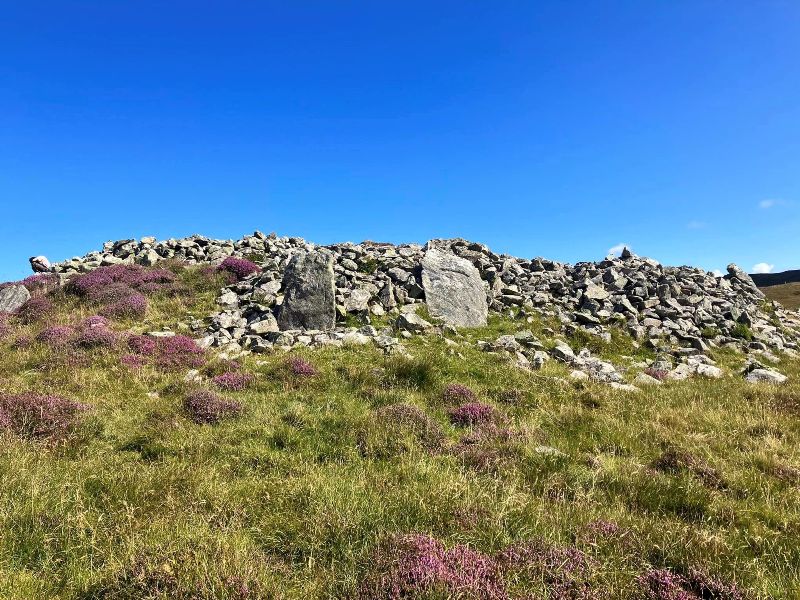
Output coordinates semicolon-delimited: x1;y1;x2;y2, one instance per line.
82;315;110;328
184;390;242;424
17;296;53;324
443;383;478;404
644;367;670;382
37;325;75;347
212;372;254;391
449;402;496;427
66;264;177;300
120;354;146;369
153;335;206;369
127;334;205;370
73;324;118;349
101;292;148;319
358;533;507;600
218;257;261;281
357;403;445;458
0;393;88;440
286;355;318;377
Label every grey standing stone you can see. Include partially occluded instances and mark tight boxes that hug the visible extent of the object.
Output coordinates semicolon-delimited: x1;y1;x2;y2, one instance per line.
0;284;31;313
421;248;488;327
277;251;336;330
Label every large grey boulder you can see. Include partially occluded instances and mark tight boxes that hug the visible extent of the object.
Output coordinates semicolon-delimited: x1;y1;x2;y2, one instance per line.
276;251;336;331
421;249;488;327
0;284;31;313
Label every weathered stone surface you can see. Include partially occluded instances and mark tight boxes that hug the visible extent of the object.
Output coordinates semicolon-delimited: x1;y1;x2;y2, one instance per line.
421;249;488;327
0;285;31;313
745;368;787;384
277;251;336;331
396;312;433;333
29;256;51;272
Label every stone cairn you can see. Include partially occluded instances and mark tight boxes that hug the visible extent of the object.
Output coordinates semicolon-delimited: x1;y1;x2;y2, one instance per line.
47;231;799;385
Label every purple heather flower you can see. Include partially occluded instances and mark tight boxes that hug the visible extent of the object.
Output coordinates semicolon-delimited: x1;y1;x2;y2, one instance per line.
101;292;148;319
443;383;478;404
120;354;145;369
82;315;110;328
637;569;694;600
358;533;507;600
20;273;59;295
37;325;75;346
0;393;88;440
212;371;254;391
218;257;261;281
17;296;53;324
286;356;318;376
184;389;242;424
449;402;496;427
154;335;206;369
72;324;118;349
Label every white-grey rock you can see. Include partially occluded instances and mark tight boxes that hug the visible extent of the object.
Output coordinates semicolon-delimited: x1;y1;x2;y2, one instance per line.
0;284;31;313
421;248;488;327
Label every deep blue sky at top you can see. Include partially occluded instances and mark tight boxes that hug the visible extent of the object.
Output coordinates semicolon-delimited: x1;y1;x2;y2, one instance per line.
1;1;799;280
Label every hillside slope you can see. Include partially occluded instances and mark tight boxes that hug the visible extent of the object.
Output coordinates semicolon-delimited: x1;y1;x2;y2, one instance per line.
0;235;799;599
762;282;800;311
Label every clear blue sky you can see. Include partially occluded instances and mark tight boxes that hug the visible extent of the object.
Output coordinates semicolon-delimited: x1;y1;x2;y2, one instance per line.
2;1;799;281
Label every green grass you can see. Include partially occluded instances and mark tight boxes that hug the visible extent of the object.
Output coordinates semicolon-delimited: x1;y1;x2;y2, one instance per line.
1;266;799;598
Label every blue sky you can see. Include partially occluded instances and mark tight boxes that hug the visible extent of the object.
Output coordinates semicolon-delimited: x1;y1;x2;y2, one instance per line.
1;1;799;281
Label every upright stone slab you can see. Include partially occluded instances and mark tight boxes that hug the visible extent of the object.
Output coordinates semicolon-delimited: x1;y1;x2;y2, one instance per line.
421;248;488;327
0;284;31;313
277;251;336;330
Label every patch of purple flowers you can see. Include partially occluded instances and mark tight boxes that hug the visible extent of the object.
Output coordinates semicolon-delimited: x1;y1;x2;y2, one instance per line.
37;325;76;347
101;292;148;319
449;402;496;427
358;533;507;600
644;367;670;382
17;297;53;324
286;356;318;376
218;257;260;281
212;371;254;391
82;315;110;328
72;323;118;349
184;389;242;424
0;393;88;440
443;383;478;404
66;264;176;299
120;354;146;369
126;334;205;370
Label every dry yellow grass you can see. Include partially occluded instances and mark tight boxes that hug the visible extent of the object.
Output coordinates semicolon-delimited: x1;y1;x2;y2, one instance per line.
761;283;800;311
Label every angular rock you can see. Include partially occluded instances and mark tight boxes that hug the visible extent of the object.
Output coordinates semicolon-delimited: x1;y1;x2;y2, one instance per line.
745;368;787;384
0;284;31;313
396;312;433;333
276;251;336;331
421;248;488;327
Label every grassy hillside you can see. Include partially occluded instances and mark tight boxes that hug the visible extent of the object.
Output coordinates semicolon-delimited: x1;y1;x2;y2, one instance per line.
1;264;799;599
762;282;800;311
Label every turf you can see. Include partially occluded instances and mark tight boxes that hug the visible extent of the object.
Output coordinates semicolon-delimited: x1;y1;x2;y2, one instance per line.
0;265;798;599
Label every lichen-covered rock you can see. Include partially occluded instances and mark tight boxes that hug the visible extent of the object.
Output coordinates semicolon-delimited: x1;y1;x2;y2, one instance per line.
277;251;336;331
0;285;31;313
421;249;488;327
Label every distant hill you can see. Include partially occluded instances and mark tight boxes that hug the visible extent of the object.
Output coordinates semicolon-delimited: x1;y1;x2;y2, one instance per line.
761;282;800;310
751;269;800;287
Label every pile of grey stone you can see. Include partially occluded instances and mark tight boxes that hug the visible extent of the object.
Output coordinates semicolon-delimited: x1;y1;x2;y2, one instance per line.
47;232;799;377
